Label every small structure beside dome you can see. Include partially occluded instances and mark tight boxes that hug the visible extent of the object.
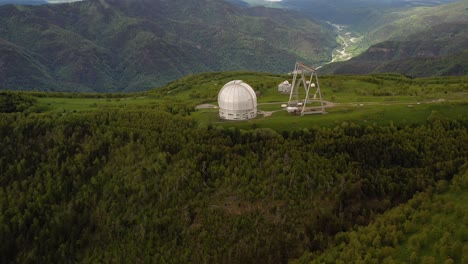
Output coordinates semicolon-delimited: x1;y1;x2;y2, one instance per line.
278;80;292;93
218;80;257;120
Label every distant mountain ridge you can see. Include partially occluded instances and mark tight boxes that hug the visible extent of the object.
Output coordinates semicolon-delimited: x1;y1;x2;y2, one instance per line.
320;1;468;77
233;0;468;78
2;0;466;92
356;1;468;49
0;0;80;4
0;0;47;4
0;0;336;92
279;0;461;28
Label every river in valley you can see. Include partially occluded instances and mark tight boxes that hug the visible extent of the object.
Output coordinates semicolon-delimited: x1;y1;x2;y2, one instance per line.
325;22;363;64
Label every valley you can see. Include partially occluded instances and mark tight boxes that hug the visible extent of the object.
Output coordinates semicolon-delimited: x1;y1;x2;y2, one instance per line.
325;22;363;64
0;0;466;92
318;1;468;76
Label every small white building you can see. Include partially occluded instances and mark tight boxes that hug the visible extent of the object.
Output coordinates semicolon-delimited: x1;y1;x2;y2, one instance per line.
278;80;292;93
218;80;257;120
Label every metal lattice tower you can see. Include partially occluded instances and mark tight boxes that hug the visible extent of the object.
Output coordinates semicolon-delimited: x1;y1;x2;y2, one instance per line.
287;62;325;115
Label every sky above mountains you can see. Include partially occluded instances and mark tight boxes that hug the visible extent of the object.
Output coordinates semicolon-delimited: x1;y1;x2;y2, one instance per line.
1;0;461;6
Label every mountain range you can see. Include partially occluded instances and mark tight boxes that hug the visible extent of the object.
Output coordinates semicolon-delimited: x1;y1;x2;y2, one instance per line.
0;0;46;4
0;0;81;5
0;0;466;92
320;1;468;76
280;0;461;26
0;0;335;92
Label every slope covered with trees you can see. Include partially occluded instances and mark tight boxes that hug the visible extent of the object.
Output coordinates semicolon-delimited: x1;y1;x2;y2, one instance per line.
0;0;336;92
321;21;468;77
296;166;468;263
279;0;461;29
0;97;466;262
320;1;468;76
355;1;468;49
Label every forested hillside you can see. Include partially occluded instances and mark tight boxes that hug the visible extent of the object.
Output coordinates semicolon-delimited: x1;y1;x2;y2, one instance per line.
0;0;335;92
321;20;468;77
1;94;466;262
356;1;468;49
319;0;468;76
296;167;468;263
280;0;461;28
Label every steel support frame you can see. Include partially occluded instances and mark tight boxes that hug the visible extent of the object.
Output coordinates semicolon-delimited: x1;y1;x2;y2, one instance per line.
288;62;325;115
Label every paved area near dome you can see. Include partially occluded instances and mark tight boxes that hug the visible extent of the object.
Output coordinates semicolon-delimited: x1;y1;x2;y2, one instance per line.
195;104;217;109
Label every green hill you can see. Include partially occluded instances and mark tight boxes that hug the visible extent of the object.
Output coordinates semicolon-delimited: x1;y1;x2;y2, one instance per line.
1;0;466;92
280;0;462;30
273;0;468;75
0;39;55;90
320;20;468;77
357;1;468;49
0;0;336;92
0;71;467;262
1;101;466;263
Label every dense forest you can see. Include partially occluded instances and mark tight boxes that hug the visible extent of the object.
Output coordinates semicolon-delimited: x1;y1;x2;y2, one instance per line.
0;93;467;263
295;167;468;263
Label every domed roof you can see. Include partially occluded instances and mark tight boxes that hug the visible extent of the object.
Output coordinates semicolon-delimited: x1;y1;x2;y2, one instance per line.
218;80;257;111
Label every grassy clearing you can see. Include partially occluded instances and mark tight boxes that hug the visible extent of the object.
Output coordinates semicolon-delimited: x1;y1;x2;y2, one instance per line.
29;72;467;130
194;102;467;131
36;96;161;112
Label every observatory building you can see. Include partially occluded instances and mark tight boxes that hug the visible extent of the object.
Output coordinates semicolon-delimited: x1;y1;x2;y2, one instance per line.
218;80;257;120
278;80;292;93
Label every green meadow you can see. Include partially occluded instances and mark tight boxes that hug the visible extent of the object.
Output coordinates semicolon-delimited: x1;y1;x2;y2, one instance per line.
193;103;467;130
28;72;467;131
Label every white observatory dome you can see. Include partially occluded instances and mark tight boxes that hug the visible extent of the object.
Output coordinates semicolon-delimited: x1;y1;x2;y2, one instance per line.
218;80;257;120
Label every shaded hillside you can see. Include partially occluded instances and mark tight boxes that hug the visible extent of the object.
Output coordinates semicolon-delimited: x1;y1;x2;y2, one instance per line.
320;22;468;77
0;0;336;92
295;167;468;263
0;39;53;90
